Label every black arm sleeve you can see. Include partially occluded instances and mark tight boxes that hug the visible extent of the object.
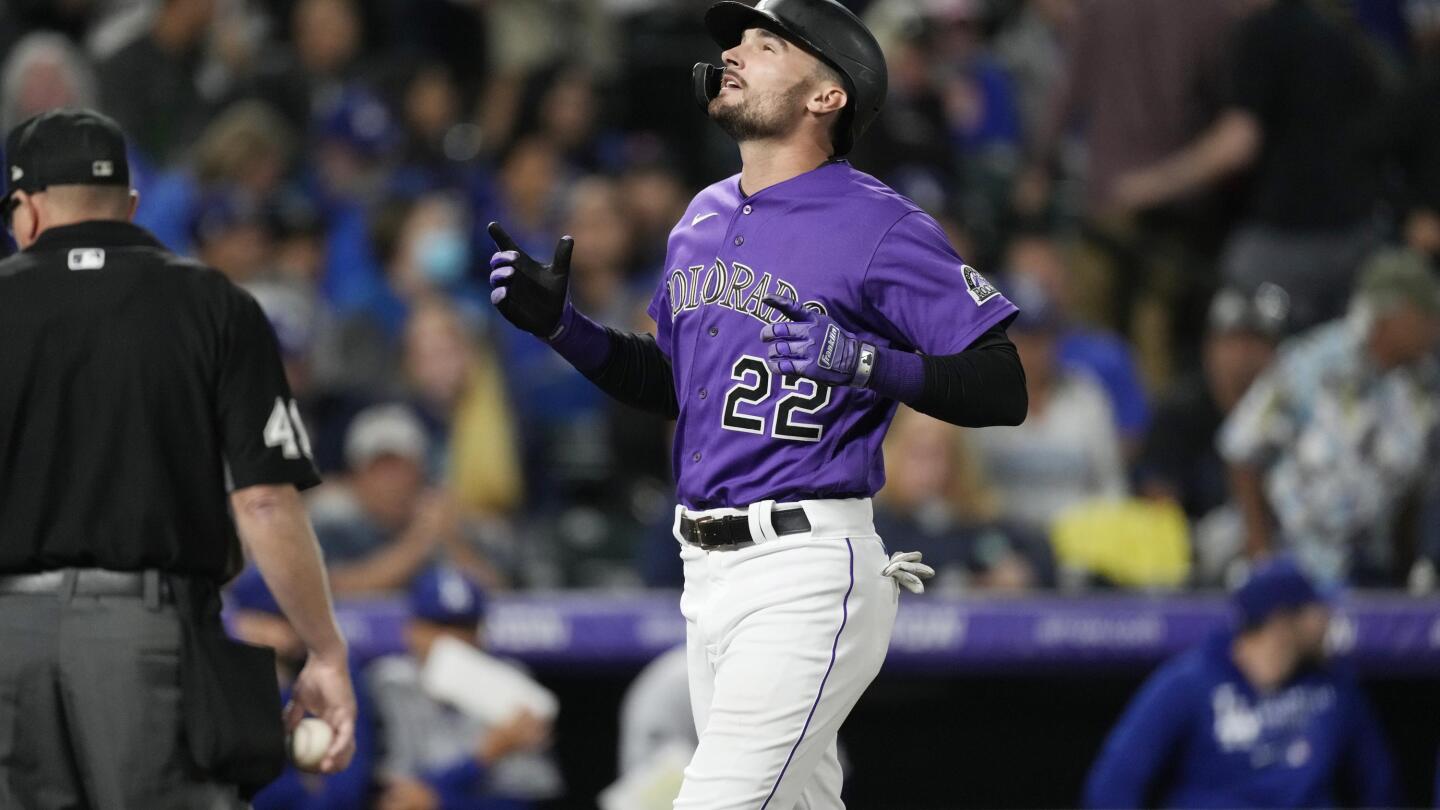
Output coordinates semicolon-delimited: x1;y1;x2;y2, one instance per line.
909;320;1028;428
582;328;680;419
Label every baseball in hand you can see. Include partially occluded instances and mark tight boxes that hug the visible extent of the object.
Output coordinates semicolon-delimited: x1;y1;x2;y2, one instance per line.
289;717;334;771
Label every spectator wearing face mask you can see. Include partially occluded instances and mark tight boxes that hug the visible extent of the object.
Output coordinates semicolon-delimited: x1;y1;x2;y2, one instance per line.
327;190;484;394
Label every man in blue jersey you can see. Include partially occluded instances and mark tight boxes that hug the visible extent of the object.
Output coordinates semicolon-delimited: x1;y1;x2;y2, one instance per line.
1085;558;1398;809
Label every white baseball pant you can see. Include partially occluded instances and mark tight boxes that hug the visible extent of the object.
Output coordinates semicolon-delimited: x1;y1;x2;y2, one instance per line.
671;497;898;810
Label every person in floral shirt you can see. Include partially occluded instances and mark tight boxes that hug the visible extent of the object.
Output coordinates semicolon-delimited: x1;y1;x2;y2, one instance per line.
1220;249;1440;585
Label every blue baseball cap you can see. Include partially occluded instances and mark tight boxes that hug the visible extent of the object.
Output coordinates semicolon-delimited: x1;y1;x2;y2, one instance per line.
189;189;266;246
314;86;401;158
1232;557;1326;629
228;566;283;616
409;566;487;626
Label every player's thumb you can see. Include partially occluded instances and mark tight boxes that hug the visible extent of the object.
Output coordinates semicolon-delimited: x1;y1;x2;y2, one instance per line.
552;235;575;280
763;294;808;321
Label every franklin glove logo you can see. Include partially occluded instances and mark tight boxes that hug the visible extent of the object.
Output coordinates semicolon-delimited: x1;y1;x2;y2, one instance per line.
818;324;841;369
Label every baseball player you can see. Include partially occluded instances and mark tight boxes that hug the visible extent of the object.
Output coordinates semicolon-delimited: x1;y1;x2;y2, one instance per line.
487;1;1027;806
1084;558;1398;809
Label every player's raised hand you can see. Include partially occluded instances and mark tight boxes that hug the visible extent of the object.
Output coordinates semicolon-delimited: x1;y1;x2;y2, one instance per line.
487;222;573;338
760;294;869;387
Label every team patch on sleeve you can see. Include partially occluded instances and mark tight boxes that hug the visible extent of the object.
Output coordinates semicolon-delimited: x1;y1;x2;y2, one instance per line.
961;265;999;305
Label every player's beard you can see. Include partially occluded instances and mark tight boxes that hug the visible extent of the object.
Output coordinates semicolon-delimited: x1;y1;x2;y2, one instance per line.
709;77;811;143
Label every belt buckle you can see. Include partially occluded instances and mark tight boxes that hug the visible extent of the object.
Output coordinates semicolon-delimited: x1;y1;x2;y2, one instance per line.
693;516;725;550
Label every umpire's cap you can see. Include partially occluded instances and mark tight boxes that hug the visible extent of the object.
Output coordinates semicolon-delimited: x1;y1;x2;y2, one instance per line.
703;0;887;156
3;108;130;223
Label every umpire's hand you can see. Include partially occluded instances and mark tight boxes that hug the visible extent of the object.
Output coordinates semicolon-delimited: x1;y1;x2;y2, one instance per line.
286;653;357;773
487;222;573;338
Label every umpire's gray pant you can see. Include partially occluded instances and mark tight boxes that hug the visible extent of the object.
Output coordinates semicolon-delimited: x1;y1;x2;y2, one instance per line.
0;578;248;809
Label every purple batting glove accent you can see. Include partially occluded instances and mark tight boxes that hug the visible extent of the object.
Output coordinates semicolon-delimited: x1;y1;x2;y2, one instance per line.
760;320;807;341
490;287;507;305
767;340;805;359
490;250;518;269
767;356;801;376
759;295;864;387
489;266;515;286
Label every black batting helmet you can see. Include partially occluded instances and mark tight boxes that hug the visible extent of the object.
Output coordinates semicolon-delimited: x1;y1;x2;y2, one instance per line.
693;0;888;156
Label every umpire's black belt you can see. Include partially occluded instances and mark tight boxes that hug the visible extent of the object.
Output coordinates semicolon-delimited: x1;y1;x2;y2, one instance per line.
0;568;175;602
680;506;811;550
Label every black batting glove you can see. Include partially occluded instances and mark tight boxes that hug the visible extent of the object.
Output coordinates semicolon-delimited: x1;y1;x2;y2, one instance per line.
487;222;574;339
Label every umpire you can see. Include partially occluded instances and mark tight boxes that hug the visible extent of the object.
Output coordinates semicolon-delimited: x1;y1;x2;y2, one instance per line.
0;108;355;807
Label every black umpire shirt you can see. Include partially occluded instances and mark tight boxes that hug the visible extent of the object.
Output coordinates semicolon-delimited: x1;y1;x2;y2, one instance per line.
0;220;320;580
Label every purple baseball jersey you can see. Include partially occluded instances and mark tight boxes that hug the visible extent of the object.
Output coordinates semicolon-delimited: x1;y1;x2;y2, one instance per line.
647;160;1017;509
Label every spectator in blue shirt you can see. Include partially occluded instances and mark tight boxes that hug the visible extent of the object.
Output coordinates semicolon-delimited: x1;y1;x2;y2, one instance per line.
1085;558;1398;809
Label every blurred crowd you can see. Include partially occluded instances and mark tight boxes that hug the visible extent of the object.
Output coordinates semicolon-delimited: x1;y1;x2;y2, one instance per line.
4;0;1440;597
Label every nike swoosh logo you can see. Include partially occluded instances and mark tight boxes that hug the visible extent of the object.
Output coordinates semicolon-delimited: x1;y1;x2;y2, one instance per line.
690;212;719;227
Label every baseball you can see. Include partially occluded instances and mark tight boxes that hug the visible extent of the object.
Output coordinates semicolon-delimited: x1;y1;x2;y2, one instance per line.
289;717;333;771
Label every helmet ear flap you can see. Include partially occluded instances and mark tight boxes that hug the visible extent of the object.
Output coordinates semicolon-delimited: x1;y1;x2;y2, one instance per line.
693;63;724;111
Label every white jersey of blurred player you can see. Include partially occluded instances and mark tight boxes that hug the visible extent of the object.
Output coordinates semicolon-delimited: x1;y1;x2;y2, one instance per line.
620;646;698;776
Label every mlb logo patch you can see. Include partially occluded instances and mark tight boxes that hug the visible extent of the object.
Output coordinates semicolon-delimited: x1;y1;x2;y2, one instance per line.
962;264;999;305
68;248;105;271
92;160;114;178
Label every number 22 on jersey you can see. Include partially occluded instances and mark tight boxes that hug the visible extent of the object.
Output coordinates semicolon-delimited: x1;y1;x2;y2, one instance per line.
721;354;831;442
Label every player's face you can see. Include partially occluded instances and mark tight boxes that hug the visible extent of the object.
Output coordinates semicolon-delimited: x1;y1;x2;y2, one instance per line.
710;28;826;142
